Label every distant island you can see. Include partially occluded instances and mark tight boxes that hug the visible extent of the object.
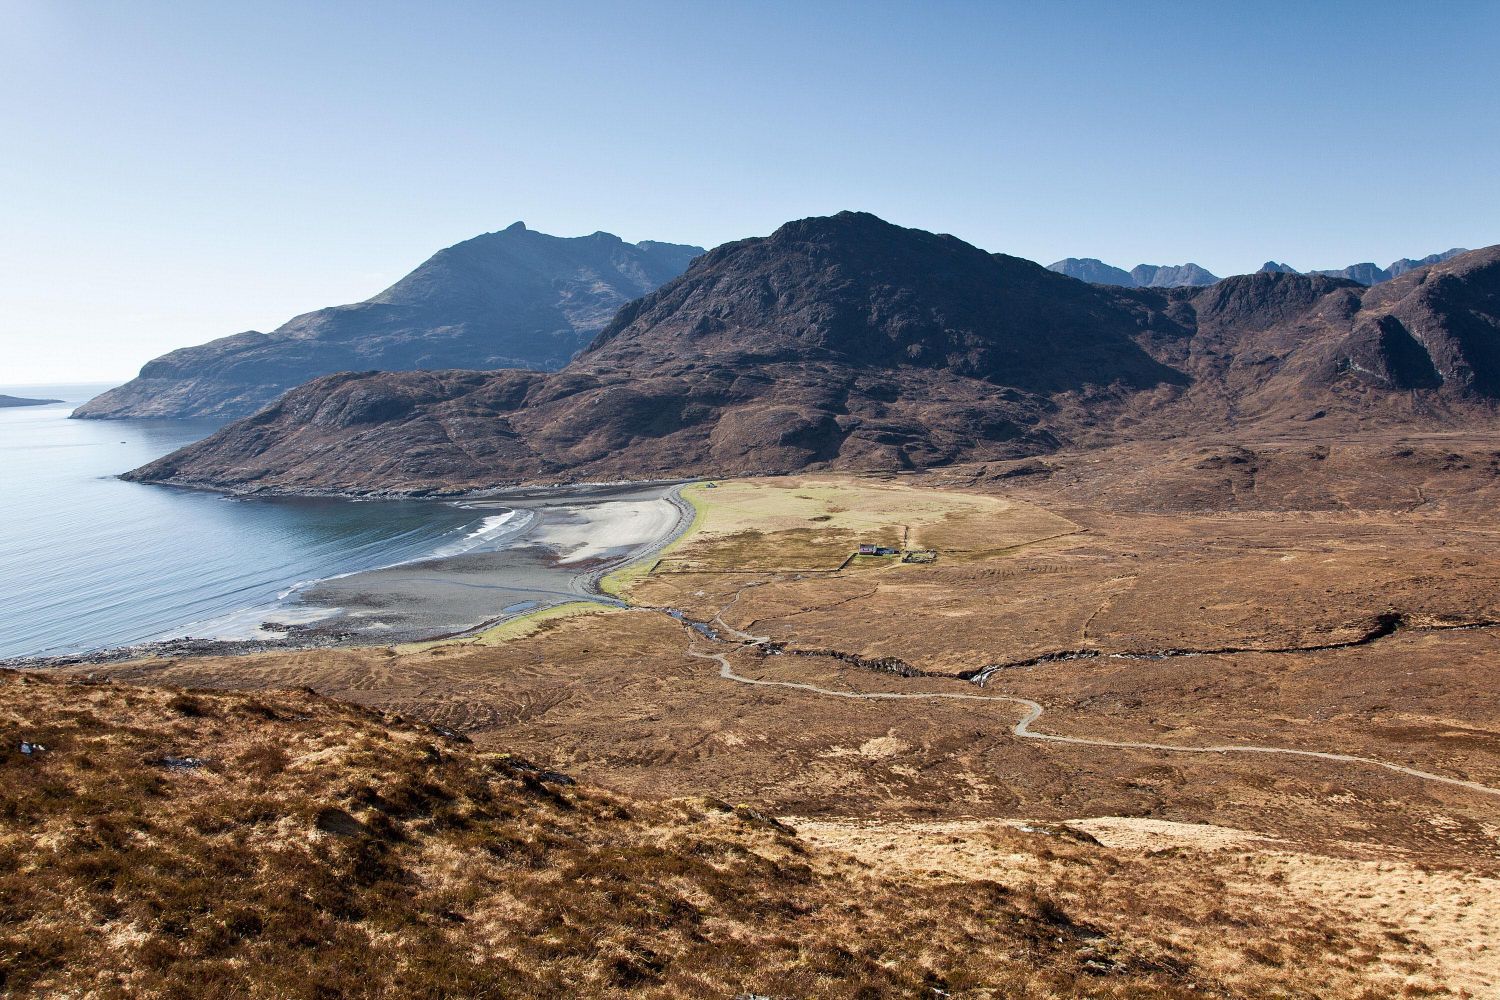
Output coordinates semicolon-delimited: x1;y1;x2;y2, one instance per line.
0;394;63;408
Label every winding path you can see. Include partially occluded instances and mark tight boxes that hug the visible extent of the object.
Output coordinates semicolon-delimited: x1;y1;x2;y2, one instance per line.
687;606;1500;800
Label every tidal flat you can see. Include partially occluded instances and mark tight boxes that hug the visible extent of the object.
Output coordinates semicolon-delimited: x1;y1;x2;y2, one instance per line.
289;482;695;645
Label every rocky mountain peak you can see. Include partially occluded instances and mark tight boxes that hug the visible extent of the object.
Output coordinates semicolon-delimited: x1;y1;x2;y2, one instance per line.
583;213;1178;394
73;225;704;421
116;218;1500;497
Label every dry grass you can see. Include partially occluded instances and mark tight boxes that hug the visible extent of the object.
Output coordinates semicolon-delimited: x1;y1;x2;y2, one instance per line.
397;600;618;653
797;816;1500;998
2;671;1257;999
648;476;1071;575
32;456;1500;997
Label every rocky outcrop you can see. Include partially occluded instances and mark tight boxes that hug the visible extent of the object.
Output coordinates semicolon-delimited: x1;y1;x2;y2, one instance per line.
73;224;701;421
0;394;62;407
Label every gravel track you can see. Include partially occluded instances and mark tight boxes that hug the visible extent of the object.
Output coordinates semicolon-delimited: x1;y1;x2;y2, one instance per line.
682;598;1500;800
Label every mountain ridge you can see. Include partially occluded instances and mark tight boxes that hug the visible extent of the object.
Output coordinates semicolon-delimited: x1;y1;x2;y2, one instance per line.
124;213;1500;495
72;225;703;421
1051;249;1469;289
1258;249;1470;285
1048;257;1220;288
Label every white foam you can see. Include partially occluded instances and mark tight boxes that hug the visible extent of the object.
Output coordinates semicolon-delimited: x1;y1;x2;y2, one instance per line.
273;508;536;599
200;507;538;638
430;509;527;558
157;602;342;641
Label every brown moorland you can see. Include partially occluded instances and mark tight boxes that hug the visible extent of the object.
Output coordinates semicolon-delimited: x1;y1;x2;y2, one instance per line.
61;447;1500;996
6;671;1310;1000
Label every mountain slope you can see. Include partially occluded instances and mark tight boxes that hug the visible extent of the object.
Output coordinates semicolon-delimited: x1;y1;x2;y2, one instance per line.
1129;263;1219;288
6;671;1233;998
125;217;1500;496
126;213;1186;492
584;212;1180;392
1386;249;1471;278
73;224;702;421
1335;246;1500;397
1123;248;1500;432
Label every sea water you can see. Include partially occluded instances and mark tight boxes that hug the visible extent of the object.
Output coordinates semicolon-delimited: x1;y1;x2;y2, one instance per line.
0;384;520;658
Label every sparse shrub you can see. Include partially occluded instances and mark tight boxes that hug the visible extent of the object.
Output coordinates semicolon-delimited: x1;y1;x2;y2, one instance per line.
240;742;290;778
1;671;1357;1000
1018;885;1074;928
166;693;210;717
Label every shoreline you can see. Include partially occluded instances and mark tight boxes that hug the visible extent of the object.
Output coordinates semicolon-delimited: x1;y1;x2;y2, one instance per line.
114;473;700;502
2;480;703;670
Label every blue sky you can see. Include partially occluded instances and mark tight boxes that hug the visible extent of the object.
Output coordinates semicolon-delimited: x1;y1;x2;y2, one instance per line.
3;1;1498;382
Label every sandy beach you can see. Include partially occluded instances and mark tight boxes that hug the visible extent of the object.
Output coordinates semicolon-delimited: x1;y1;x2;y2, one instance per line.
0;479;697;668
273;481;694;645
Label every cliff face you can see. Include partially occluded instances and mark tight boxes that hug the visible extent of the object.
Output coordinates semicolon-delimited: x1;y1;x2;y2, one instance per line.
73;224;701;421
124;215;1500;496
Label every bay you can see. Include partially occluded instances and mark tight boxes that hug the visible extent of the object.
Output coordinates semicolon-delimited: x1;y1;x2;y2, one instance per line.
0;384;510;658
